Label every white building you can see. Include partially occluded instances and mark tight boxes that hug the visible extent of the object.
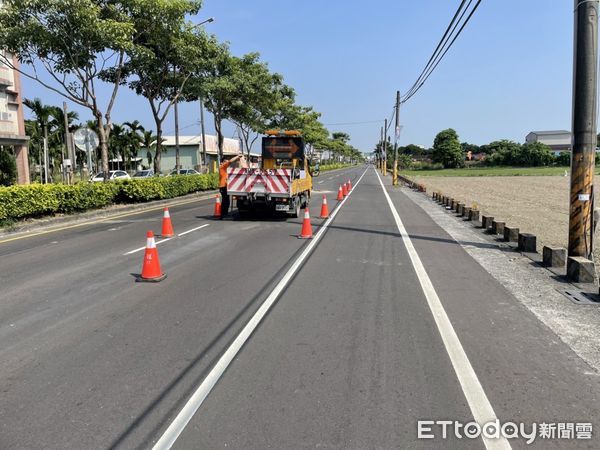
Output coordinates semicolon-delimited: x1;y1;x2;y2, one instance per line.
525;130;571;155
155;134;242;172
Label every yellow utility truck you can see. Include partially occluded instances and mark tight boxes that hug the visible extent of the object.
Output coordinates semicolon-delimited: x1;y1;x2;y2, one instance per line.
226;130;316;217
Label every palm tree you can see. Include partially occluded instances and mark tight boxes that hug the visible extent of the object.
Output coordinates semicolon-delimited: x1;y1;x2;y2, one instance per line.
23;98;54;183
142;130;157;169
124;120;145;171
48;107;79;173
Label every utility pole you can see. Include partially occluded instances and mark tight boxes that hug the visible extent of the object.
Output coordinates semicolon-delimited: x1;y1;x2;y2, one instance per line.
383;119;388;176
199;97;207;170
379;126;383;170
393;90;400;186
174;98;181;172
63;101;73;183
568;0;599;268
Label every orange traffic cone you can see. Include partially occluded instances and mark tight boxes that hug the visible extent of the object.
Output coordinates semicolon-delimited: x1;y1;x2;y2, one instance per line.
337;185;344;201
347;179;352;191
319;195;329;218
161;207;175;237
213;194;222;218
298;208;313;239
342;183;348;197
137;231;167;282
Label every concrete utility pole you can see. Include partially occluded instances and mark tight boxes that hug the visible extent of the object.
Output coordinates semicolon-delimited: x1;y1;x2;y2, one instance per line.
199;98;207;170
63;101;74;183
380;126;384;170
568;0;599;266
174;99;181;172
383;118;388;176
393;90;400;186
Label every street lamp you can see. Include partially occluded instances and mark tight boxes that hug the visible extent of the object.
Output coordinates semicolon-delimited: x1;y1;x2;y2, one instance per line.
174;17;215;172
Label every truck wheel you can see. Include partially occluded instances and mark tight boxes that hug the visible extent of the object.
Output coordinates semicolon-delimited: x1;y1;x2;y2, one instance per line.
289;200;301;218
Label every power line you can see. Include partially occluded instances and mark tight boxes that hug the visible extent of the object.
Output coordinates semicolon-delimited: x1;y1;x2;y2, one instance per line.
324;119;385;126
401;0;483;104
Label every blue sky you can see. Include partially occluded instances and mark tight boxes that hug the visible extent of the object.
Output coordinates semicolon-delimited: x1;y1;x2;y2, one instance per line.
21;0;574;152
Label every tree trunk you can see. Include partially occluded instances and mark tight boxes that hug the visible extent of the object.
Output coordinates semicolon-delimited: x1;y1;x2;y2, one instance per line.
154;121;163;175
43;124;49;183
215;114;223;165
95;114;110;181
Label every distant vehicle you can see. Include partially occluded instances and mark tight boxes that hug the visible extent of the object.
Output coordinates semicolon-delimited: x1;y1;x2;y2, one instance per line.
90;170;131;182
168;168;201;176
132;169;155;178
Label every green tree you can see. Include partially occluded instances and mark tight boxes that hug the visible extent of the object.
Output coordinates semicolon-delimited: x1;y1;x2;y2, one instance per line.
403;144;424;157
23;98;54;182
0;147;17;186
124;120;145;170
432;128;463;168
486;140;522;166
0;0;141;179
229;57;294;157
519;142;554;167
115;0;211;173
142;130;159;168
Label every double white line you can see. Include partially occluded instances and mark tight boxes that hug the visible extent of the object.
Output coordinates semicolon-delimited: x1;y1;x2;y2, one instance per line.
152;167;369;450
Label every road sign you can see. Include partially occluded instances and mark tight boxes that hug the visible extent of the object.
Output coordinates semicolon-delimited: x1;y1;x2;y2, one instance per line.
74;128;99;173
74;128;98;152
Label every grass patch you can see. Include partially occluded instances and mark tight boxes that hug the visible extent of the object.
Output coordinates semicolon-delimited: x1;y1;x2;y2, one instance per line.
400;166;577;177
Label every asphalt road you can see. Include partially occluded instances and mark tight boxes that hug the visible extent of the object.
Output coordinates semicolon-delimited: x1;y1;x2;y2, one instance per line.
1;165;600;449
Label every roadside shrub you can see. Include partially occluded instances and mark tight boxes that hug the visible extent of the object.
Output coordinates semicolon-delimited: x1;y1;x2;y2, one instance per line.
320;163;354;171
0;173;219;223
555;152;571;166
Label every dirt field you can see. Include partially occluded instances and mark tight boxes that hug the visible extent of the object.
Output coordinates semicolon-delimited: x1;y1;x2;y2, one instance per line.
408;175;600;264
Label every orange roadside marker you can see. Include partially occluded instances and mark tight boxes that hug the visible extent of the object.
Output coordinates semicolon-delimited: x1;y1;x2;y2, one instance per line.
337;185;344;201
137;231;167;282
213;194;222;217
319;195;329;218
161;207;175;237
298;208;313;239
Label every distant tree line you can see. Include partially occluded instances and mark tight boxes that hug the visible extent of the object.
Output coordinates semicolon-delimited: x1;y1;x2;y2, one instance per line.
374;127;580;170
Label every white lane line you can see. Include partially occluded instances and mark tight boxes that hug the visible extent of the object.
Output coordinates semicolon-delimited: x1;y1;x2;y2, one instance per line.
373;168;510;450
178;224;209;237
153;166;370;450
123;237;173;256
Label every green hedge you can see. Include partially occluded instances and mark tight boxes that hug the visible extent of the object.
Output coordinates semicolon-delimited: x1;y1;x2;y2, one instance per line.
0;174;218;222
319;163;354;172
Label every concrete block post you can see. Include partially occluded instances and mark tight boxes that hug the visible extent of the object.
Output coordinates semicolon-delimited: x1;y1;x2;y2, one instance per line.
469;209;480;222
463;206;471;218
542;246;567;268
491;220;505;235
567;256;595;283
518;233;537;252
503;226;519;242
481;215;494;230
